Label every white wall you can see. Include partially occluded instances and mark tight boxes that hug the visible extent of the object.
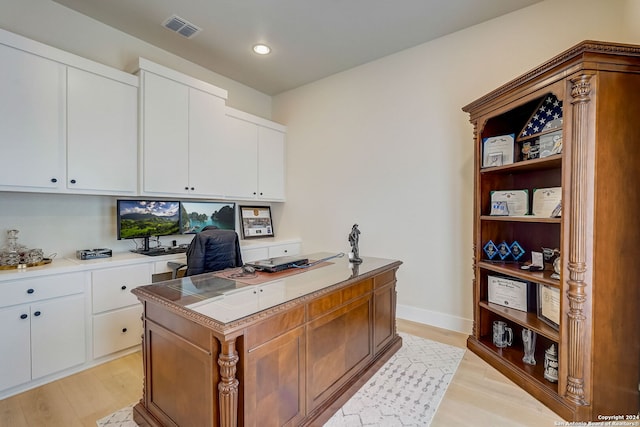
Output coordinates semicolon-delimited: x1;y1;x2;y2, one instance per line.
0;0;272;118
0;193;147;258
272;0;639;332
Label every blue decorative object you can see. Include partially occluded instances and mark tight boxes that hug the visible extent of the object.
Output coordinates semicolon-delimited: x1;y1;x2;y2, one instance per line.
483;240;498;260
497;241;512;260
510;241;525;261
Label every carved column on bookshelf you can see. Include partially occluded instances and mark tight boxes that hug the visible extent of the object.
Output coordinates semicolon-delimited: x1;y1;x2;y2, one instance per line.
218;338;239;427
565;73;594;406
472;120;480;338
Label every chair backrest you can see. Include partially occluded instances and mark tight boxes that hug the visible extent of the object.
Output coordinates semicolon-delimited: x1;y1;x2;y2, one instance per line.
185;227;243;276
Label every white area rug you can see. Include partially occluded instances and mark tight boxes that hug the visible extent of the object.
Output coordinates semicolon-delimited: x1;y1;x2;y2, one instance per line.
97;333;465;427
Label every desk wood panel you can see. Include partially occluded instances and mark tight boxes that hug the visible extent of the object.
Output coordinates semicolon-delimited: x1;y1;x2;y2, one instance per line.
133;256;402;427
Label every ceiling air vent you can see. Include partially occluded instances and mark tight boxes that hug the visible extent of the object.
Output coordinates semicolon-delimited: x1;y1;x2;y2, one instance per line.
162;15;202;39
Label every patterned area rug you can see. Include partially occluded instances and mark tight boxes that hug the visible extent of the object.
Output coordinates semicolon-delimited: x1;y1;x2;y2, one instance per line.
97;333;464;427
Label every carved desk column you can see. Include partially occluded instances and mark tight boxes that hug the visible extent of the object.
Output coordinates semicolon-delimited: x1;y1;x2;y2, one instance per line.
218;338;240;427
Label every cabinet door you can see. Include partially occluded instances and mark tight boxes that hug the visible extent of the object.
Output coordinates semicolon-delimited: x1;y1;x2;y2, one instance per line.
67;67;137;194
145;320;214;427
222;115;259;198
187;88;227;197
306;292;372;411
0;44;65;191
258;127;286;201
30;294;85;379
0;305;31;391
141;71;190;195
243;326;305;426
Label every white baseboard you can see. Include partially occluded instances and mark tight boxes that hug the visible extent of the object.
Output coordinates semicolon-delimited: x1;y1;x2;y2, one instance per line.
397;303;473;335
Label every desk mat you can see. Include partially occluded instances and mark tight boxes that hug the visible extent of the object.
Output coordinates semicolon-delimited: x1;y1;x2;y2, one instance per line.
213;260;333;285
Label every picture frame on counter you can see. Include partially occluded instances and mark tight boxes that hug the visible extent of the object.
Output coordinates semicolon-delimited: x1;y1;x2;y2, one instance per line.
240;206;274;239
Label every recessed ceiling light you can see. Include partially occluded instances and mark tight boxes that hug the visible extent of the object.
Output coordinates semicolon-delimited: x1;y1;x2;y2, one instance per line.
253;44;271;55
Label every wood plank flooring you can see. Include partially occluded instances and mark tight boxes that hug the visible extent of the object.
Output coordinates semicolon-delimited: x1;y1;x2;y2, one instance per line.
0;352;142;427
397;319;563;426
0;319;563;426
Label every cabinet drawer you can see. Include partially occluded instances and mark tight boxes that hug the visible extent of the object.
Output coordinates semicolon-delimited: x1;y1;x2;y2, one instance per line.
92;264;151;313
268;243;301;258
308;279;373;320
93;305;143;358
242;247;269;263
0;272;85;308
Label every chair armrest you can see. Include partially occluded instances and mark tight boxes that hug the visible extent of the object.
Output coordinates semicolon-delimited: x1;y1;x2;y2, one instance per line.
167;262;187;279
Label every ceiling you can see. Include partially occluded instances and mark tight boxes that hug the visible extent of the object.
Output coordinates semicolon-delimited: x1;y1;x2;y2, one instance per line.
52;0;543;95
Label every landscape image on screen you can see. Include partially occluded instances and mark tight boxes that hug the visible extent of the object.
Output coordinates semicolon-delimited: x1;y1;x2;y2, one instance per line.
118;200;181;239
180;202;236;234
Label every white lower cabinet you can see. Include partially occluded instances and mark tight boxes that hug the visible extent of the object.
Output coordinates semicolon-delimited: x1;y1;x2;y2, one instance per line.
268;242;301;258
91;264;151;359
91;264;150;313
93;305;143;359
241;246;269;263
0;305;32;390
0;245;301;397
241;241;301;263
30;294;86;379
0;273;86;392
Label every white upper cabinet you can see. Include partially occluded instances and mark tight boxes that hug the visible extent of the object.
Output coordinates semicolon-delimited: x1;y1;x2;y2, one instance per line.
0;30;287;200
138;58;228;198
0;42;66;191
187;87;227;196
258;126;286;201
222;114;259;199
225;107;286;201
139;70;190;195
67;67;138;194
0;29;139;195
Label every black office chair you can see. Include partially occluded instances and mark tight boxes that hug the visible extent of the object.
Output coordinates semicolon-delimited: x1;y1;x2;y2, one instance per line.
168;226;243;279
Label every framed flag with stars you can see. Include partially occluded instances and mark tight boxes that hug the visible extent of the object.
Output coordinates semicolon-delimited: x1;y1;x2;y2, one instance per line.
517;93;563;141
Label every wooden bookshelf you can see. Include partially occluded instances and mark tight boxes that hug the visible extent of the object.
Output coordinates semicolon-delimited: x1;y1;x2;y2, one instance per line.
463;40;640;421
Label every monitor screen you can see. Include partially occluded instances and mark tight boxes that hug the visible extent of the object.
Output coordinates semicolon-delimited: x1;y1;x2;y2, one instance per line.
180;201;236;234
117;200;181;240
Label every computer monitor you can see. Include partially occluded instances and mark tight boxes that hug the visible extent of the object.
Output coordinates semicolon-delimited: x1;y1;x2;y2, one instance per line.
180;201;235;234
117;200;181;252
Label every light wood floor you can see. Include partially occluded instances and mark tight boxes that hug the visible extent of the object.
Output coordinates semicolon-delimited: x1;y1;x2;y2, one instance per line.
0;319;563;427
398;319;563;427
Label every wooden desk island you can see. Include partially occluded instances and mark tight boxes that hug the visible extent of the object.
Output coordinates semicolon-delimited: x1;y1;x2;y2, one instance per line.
131;253;402;427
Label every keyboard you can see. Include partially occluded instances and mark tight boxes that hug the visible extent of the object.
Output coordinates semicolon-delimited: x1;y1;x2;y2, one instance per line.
135;247;188;256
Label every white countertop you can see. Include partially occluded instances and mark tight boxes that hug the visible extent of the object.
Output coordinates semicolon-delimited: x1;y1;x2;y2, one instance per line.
0;237;301;282
0;251;186;282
